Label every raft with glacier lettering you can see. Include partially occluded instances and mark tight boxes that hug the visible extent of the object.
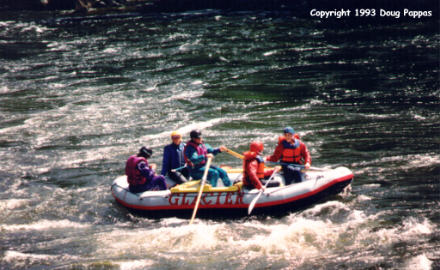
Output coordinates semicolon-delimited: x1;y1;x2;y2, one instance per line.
111;166;354;217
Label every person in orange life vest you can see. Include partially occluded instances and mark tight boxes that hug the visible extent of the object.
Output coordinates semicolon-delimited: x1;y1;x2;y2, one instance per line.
183;129;231;187
242;141;279;190
125;146;167;193
266;127;311;185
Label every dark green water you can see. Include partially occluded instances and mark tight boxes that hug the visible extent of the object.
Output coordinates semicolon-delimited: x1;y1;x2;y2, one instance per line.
0;8;439;270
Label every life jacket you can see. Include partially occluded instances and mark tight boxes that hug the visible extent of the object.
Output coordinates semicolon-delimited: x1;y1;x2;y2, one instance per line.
279;136;302;163
125;155;148;186
243;151;265;179
183;140;207;168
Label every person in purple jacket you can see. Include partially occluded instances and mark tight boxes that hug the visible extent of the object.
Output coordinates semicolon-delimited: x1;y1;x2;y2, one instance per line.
161;131;189;185
125;146;167;193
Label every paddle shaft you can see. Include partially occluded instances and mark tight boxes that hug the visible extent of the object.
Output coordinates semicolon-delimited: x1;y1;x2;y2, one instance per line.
227;150;323;171
225;148;244;159
171;165;186;172
267;161;325;171
189;156;213;225
248;166;280;215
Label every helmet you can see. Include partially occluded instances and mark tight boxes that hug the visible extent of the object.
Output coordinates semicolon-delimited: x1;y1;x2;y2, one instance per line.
138;146;153;158
249;141;264;153
283;126;295;134
170;131;181;139
190;129;202;139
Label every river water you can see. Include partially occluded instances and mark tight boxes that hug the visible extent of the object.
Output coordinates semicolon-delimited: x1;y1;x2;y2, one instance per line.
0;8;439;270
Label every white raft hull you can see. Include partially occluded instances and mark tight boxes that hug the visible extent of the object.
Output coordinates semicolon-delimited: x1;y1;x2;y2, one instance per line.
111;167;354;218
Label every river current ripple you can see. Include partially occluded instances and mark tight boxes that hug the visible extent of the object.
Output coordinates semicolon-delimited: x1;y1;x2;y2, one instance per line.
0;9;439;270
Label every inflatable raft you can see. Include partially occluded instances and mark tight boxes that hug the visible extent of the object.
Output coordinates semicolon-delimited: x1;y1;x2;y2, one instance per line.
111;167;353;218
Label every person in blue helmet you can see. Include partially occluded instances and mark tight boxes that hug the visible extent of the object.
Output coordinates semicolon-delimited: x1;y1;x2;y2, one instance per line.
183;129;231;187
266;127;311;185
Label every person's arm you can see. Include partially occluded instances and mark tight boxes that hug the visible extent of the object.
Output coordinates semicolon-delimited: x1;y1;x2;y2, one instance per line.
161;146;170;175
137;161;154;181
263;168;275;178
205;143;222;156
266;141;283;162
300;142;311;168
246;160;263;190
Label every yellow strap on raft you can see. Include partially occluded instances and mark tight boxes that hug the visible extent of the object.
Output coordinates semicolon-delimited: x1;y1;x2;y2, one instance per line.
170;180;243;193
224;168;244;174
223;167;276;174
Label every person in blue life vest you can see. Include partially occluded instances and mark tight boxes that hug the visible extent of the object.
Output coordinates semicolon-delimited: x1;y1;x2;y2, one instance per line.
266;127;311;185
125;146;167;193
183;129;232;187
161;131;189;185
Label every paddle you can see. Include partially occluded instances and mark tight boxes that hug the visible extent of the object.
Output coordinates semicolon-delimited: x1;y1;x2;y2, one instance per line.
224;148;244;159
267;161;325;172
226;149;324;171
171;165;186;172
189;156;213;225
248;166;280;215
307;166;326;171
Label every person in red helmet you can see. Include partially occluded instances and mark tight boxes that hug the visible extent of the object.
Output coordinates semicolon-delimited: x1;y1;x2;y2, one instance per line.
242;141;278;190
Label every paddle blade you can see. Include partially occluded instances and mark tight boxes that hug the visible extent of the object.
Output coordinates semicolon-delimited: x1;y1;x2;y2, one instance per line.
248;191;263;215
247;166;280;215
